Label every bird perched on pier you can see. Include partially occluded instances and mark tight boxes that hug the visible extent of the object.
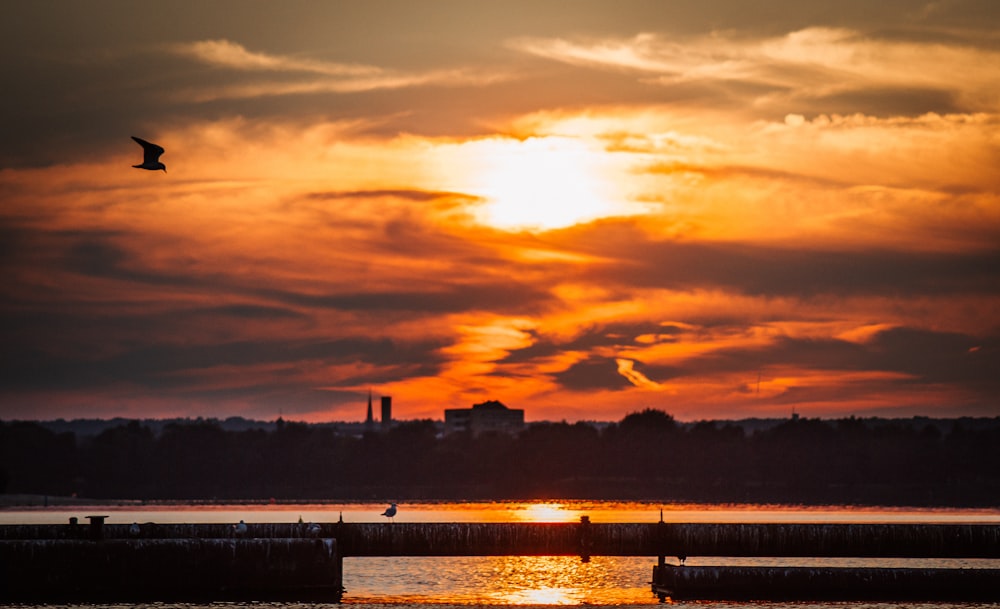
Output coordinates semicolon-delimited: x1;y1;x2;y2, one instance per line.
131;136;167;172
129;522;141;536
234;519;248;536
307;522;322;537
381;503;397;522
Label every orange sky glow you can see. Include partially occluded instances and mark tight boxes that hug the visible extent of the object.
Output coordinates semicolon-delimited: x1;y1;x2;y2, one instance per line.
1;1;998;423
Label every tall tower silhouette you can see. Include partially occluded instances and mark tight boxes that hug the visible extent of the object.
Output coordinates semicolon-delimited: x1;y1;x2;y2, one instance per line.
365;389;375;431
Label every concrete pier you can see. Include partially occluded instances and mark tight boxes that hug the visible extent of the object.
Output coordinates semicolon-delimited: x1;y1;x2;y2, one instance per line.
652;565;1000;601
6;522;995;557
329;522;1000;558
0;537;342;602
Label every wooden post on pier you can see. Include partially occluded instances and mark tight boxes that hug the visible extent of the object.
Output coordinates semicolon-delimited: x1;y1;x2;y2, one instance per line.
578;515;591;562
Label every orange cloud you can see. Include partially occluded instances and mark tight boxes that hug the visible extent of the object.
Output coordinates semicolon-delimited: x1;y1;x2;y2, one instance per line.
2;17;999;423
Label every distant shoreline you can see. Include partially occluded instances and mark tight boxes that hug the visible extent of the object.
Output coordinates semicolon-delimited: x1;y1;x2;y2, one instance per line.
5;415;998;510
3;494;999;511
0;494;128;508
0;495;388;508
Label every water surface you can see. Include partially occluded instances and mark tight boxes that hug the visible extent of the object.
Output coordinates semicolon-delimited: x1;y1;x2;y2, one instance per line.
4;501;999;606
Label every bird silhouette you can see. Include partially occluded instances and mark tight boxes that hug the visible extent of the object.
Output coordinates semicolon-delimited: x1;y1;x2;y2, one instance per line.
234;519;248;536
131;136;166;172
381;503;397;522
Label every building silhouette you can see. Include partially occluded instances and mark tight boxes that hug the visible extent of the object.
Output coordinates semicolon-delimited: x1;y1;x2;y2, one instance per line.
381;396;392;429
444;400;524;435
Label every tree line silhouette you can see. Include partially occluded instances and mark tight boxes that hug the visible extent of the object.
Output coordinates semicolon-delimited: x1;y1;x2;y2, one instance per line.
2;410;999;506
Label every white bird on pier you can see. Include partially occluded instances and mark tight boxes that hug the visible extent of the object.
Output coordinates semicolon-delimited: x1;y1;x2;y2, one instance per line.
381;503;397;522
234;519;248;536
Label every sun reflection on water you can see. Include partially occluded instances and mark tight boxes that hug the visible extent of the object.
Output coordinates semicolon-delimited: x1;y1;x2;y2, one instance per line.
498;586;579;605
484;555;625;605
345;554;653;605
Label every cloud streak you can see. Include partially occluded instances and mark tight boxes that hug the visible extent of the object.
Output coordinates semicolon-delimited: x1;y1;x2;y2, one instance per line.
167;39;512;102
511;27;1000;114
171;40;381;76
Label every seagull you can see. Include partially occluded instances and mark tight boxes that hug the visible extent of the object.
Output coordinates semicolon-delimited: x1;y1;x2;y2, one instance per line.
381;503;397;523
234;519;248;536
131;136;166;172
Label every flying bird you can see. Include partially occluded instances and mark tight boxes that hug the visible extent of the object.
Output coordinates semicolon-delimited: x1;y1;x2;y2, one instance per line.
381;503;397;522
131;136;166;172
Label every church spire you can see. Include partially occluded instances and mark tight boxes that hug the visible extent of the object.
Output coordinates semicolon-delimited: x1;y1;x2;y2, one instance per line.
365;389;375;429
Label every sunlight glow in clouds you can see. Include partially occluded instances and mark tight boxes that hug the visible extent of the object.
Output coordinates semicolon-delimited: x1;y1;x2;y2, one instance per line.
450;136;632;230
615;358;662;390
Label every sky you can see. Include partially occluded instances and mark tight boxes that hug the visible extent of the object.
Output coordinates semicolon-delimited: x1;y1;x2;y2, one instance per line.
1;1;998;423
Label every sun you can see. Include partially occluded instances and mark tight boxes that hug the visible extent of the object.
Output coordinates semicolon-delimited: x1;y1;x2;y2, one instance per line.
519;502;571;522
464;136;622;230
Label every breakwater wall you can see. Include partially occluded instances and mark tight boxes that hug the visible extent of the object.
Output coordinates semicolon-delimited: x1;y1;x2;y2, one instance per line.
329;522;1000;558
0;537;342;602
652;565;1000;601
6;521;997;557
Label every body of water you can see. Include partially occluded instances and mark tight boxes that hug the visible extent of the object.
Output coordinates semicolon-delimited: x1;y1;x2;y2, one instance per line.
3;500;999;607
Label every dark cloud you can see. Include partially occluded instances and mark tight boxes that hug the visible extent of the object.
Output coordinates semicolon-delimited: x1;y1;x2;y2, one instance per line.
253;282;553;316
644;326;1000;396
198;304;308;320
501;321;682;365
0;334;446;393
869;327;999;389
65;240;131;278
31;224;555;318
804;86;963;116
503;314;1000;399
171;384;356;418
642;161;850;189
553;356;631;391
54;233;222;292
551;220;1000;299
